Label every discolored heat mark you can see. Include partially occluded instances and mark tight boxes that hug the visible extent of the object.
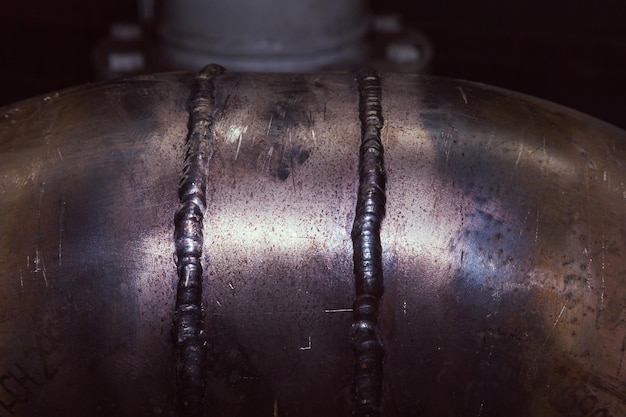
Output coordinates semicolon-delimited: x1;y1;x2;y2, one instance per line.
233;138;312;182
275;144;311;181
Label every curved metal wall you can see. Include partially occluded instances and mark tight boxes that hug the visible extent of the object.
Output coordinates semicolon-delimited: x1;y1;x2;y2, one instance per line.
1;68;626;416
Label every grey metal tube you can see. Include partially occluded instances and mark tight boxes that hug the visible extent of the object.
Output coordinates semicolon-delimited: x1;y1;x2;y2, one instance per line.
1;69;626;416
153;0;369;71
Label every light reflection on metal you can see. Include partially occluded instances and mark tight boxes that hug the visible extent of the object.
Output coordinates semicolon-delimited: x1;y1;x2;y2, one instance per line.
1;70;626;416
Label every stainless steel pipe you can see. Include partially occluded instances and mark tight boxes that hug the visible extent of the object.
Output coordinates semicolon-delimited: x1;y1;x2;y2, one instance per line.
1;68;626;416
154;0;369;72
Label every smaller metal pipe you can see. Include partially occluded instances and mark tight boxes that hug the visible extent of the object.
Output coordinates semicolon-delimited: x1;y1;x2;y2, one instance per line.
153;0;369;72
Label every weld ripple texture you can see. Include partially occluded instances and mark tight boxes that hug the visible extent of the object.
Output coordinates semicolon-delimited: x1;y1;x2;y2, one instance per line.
173;64;224;417
351;68;386;417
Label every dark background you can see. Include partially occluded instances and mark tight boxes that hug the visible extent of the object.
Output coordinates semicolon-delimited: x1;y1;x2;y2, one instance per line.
2;0;626;129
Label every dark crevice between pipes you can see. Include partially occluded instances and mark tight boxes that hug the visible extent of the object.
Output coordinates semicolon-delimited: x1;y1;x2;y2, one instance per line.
173;64;225;417
352;68;386;417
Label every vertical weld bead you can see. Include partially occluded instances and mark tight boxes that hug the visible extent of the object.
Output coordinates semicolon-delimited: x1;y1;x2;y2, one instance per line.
351;68;386;417
173;64;224;417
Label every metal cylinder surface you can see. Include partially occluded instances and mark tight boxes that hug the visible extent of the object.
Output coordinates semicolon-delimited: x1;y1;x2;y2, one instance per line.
154;0;369;71
1;70;626;416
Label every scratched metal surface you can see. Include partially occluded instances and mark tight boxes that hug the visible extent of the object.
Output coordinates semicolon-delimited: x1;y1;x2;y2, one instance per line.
1;71;626;416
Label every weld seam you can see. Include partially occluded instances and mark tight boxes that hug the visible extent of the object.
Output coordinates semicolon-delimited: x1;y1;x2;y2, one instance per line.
173;64;224;417
351;68;386;417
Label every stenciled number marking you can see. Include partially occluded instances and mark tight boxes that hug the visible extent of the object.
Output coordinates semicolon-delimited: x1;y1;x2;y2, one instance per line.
0;332;63;416
550;381;614;417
